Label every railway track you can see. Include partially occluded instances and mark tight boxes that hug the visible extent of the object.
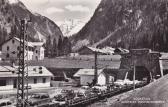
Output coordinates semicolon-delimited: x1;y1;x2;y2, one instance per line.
44;81;147;107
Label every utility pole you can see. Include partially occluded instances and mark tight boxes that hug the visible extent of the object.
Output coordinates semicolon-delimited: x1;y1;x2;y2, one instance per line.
133;62;136;91
17;19;29;107
94;51;98;86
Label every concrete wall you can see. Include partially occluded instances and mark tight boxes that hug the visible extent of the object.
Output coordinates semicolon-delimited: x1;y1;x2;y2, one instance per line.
97;73;106;85
28;77;51;88
80;75;94;86
120;49;161;80
0;78;13;91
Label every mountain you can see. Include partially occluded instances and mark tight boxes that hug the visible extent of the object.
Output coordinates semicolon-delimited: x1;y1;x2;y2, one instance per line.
0;0;68;56
71;0;168;52
60;19;86;37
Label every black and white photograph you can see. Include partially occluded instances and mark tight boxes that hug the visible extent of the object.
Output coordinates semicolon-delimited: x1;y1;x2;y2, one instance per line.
0;0;168;107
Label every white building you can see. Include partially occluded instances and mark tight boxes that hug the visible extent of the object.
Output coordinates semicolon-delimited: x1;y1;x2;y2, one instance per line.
0;66;53;91
1;37;44;61
74;69;118;86
30;42;45;60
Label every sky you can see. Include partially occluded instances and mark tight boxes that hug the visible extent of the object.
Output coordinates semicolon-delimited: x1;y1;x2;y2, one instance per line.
19;0;101;25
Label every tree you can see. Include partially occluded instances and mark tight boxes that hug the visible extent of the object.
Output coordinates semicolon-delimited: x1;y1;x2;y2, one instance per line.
45;35;52;57
52;38;58;57
62;37;72;56
0;27;2;45
57;36;62;56
10;25;17;36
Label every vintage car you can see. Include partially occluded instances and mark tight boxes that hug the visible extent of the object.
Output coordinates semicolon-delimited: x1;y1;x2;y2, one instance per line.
28;93;52;106
53;89;76;106
0;99;14;107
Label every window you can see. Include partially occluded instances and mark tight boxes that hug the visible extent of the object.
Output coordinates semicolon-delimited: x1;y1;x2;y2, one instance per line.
7;101;12;105
0;80;6;86
6;53;9;58
17;53;20;57
12;40;15;44
42;78;46;83
7;46;9;51
17;46;20;51
34;78;37;84
12;51;15;54
25;46;27;50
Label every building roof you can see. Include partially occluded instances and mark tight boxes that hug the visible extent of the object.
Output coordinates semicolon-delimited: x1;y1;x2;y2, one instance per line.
73;68;129;79
101;47;115;55
1;37;44;48
28;42;44;47
79;46;129;55
87;47;107;54
13;37;34;47
74;69;103;77
0;66;53;77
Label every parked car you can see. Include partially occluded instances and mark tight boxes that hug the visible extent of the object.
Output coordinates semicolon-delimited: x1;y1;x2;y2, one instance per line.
0;99;14;107
28;93;52;106
53;89;76;106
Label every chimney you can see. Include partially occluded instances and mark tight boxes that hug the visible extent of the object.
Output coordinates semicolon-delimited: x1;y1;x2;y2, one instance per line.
39;66;43;74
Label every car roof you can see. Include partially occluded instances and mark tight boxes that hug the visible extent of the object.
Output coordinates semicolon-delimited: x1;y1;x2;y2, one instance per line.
0;99;11;103
33;93;49;95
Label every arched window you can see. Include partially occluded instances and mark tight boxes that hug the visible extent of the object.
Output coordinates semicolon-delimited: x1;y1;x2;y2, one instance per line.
7;46;9;51
12;40;15;44
17;46;20;51
6;53;10;58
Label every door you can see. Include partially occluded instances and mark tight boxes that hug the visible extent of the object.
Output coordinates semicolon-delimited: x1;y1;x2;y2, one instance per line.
13;79;17;88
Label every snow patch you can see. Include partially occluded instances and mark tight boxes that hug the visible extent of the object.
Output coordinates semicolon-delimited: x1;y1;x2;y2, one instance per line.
60;19;86;37
136;18;142;30
67;23;85;36
72;39;90;51
98;8;103;12
127;9;133;13
34;31;46;42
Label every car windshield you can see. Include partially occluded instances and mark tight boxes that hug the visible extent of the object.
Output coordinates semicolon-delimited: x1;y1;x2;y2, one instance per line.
61;90;69;93
0;102;6;106
77;93;84;97
41;95;49;99
7;101;12;105
32;94;41;98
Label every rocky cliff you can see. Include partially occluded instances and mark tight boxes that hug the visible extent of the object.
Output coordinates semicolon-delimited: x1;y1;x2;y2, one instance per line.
72;0;168;52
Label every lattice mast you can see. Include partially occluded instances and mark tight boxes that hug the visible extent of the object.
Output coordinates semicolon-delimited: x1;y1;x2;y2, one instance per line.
17;19;29;107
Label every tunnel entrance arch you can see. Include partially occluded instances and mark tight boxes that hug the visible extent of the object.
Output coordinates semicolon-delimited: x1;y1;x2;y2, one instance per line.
120;49;161;82
128;66;151;83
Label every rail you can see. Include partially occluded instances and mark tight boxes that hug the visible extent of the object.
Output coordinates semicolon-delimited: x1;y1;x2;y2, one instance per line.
30;81;147;107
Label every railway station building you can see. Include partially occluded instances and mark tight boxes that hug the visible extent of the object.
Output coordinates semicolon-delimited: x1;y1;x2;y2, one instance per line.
74;68;128;86
0;66;53;91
